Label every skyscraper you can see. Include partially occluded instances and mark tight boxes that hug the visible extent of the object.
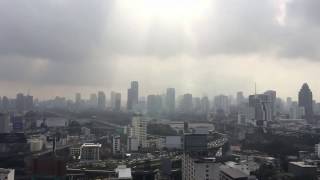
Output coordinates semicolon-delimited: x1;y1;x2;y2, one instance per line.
236;91;244;105
16;93;25;112
89;93;98;107
200;96;210;115
147;95;162;116
298;83;313;122
131;114;147;148
249;94;272;127
166;88;175;114
2;96;9;111
111;92;121;111
180;94;193;114
264;90;276;119
127;81;139;111
97;91;106;110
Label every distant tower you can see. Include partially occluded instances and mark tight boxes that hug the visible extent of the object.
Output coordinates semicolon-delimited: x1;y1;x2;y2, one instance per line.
98;91;106;110
127;81;139;111
298;83;313;123
166;88;175;114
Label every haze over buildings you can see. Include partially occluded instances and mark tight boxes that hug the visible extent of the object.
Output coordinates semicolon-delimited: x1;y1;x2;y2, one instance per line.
0;1;320;100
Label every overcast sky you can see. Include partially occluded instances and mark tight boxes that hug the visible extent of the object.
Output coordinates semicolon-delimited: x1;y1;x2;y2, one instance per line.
0;0;320;101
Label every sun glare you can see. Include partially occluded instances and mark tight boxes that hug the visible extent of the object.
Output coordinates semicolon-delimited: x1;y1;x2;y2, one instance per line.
119;0;211;23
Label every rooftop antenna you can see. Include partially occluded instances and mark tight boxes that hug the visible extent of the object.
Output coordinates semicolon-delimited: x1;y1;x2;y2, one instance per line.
254;82;257;95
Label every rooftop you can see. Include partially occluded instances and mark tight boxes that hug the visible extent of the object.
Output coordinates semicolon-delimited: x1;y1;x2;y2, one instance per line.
220;166;248;178
289;161;317;168
81;143;101;148
115;165;132;179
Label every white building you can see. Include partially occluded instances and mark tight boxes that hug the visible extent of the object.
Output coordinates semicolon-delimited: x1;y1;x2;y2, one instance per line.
113;136;121;154
70;145;81;159
80;143;101;161
131;114;147;148
182;154;221;180
29;139;43;152
115;165;132;180
127;136;139;152
0;168;14;180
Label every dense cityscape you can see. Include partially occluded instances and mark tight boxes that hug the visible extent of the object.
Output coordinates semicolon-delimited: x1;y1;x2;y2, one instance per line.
0;81;320;180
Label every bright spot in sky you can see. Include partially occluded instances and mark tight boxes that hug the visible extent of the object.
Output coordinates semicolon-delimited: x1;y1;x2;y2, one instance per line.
119;0;211;23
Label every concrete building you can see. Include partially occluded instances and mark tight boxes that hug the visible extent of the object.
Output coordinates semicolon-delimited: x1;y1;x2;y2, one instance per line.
111;91;122;111
131;114;147;148
127;136;139;152
201;96;210;115
0;113;10;133
219;166;249;180
113;136;121;154
264;90;276;119
0;168;14;180
214;95;230;114
115;165;132;180
127;81;139;111
236;92;245;105
298;83;314;123
165;136;182;150
180;94;193;114
249;94;272;127
315;143;320;158
70;146;81;159
166;88;175;114
288;161;317;179
147;95;163;116
98;91;106;110
182;154;220;180
80;143;101;161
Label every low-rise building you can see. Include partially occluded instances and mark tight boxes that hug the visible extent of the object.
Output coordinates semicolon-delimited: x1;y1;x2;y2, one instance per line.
115;165;132;180
288;161;317;179
0;168;14;180
219;166;250;180
80;143;101;161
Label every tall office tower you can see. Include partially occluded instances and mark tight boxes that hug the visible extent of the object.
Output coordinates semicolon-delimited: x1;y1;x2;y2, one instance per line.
264;90;276;118
213;95;230;114
97;91;106;110
89;93;98;107
131;114;147;148
25;95;33;111
127;81;139;111
289;102;305;119
180;94;193;114
147;95;162;116
166;88;175;114
236;91;245;105
200;96;210;115
114;93;121;111
193;97;201;113
16;93;25;112
111;91;121;111
0;113;10;133
249;94;272;127
2;96;9;111
298;83;314;122
0;97;1;110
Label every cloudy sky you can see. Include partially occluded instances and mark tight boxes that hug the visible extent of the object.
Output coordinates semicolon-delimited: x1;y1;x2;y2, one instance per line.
0;0;320;101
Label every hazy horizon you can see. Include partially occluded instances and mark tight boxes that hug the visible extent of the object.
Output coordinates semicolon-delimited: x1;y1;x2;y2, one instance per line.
1;0;320;101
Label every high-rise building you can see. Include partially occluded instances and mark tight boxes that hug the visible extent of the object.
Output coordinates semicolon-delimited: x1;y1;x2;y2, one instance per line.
112;136;121;154
249;94;272;126
127;81;139;111
97;91;106;110
193;97;201;113
1;96;9;111
200;96;210;115
298;83;313;122
111;92;121;111
264;90;276;118
214;95;230;114
131;114;147;148
166;88;175;114
89;93;98;107
25;95;34;111
16;93;25;112
236;91;245;105
180;94;193;114
147;95;162;116
0;113;10;133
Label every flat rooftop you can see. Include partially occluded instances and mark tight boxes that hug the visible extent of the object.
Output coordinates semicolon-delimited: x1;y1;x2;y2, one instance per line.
220;166;248;178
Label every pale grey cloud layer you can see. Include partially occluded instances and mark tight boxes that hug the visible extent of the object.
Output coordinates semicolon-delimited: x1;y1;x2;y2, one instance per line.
0;0;320;99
